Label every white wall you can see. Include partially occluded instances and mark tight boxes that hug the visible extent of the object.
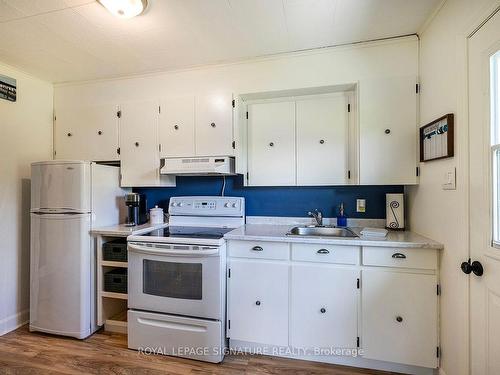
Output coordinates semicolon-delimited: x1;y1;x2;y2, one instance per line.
407;1;500;374
0;63;53;335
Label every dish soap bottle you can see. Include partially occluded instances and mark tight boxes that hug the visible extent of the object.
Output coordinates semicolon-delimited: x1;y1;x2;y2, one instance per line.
337;203;347;227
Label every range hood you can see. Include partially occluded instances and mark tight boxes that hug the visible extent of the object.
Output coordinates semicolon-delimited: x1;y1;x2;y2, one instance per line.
160;156;236;176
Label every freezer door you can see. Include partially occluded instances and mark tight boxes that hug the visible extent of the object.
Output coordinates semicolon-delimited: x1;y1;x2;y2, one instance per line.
31;161;91;212
30;213;94;339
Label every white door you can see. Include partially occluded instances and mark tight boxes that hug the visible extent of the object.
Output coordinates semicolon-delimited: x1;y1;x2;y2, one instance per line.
468;9;500;374
247;101;296;186
119;100;161;187
359;75;418;184
30;213;92;338
55;104;119;161
31;161;91;212
361;270;438;368
228;259;289;346
159;96;196;157
290;264;358;349
296;95;349;185
195;93;234;156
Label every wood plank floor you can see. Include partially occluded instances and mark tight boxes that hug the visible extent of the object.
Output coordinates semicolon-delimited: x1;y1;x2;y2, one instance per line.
0;326;401;375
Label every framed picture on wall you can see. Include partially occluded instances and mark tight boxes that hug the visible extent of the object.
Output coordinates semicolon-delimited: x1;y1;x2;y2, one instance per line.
0;74;16;102
420;113;454;162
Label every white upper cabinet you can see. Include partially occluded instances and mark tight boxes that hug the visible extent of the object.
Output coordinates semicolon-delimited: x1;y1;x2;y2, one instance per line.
247;101;296;186
296;95;349;185
195;93;234;156
54;104;119;161
119;100;175;187
159;96;196;158
360;76;418;185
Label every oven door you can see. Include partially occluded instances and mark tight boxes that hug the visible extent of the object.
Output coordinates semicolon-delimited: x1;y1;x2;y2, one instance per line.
128;242;222;320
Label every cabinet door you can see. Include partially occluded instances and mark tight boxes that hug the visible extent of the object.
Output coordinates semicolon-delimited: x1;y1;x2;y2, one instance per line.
290;265;358;349
359;76;417;184
55;104;119;161
195;93;234;156
247;101;296;186
159;96;195;157
361;270;438;368
119;100;161;187
228;259;289;346
296;95;348;185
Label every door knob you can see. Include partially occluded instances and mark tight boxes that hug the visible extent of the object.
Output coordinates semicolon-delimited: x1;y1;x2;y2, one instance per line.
461;259;484;276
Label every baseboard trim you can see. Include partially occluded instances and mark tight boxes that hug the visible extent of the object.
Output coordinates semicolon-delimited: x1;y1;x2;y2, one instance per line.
438;368;447;375
0;309;29;336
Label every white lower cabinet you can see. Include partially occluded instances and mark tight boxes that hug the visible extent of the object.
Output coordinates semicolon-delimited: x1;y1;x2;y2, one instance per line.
227;259;288;346
290;265;359;349
361;269;438;368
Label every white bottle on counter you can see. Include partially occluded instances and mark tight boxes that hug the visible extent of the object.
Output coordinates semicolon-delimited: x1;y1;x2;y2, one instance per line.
150;205;164;224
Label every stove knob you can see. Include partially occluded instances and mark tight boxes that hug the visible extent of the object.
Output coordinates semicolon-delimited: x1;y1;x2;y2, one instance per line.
232;203;237;208
224;202;230;208
178;202;183;207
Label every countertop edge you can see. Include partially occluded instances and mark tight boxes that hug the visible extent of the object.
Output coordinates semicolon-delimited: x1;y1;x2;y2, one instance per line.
91;223;168;237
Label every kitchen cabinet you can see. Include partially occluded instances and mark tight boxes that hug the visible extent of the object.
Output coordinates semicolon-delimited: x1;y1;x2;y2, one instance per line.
361;269;438;368
359;76;418;184
296;95;349;185
195;93;234;156
227;259;289;346
247;101;296;186
159;96;196;157
54;104;119;161
119;100;175;187
290;264;358;349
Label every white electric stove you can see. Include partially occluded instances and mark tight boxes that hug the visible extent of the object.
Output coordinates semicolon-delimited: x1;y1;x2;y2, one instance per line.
127;196;245;363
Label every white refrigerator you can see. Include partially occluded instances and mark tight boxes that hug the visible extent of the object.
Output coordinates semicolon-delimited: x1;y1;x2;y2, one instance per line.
30;160;125;339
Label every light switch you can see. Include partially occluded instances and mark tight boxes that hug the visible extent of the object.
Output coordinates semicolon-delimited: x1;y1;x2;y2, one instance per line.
356;199;366;213
442;168;456;190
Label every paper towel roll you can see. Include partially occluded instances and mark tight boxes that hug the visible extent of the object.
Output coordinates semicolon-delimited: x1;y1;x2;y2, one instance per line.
386;193;405;230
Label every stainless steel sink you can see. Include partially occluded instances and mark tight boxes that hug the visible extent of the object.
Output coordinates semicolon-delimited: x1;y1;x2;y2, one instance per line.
287;226;358;238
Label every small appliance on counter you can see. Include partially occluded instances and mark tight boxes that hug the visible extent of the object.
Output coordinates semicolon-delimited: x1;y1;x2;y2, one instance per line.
386;193;405;230
125;193;147;226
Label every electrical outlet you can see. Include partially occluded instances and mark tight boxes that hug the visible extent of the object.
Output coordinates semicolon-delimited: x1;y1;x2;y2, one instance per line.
356;199;366;213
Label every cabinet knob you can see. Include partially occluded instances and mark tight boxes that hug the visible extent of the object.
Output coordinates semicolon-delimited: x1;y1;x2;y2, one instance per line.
255;300;261;306
385;129;391;134
269;142;274;147
251;246;263;252
317;249;330;254
211;122;216;128
67;132;72;137
320;307;326;313
396;316;403;323
174;125;179;130
319;139;325;144
135;142;140;147
98;130;102;135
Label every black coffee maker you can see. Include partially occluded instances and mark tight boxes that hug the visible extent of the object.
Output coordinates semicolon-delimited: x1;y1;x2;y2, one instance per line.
124;193;148;226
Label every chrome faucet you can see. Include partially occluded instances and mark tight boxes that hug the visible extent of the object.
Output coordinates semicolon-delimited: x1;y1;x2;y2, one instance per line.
308;209;323;226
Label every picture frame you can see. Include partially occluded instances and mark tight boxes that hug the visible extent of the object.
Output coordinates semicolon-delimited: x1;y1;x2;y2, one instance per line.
420;113;454;162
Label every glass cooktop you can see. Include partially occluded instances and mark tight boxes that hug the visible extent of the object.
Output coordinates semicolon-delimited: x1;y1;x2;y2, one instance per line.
144;226;234;240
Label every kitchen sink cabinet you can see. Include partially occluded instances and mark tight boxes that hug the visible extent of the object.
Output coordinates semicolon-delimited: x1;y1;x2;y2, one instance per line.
54;104;119;161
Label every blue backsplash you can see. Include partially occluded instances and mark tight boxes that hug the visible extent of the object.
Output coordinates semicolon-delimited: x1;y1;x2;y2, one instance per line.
134;175;403;219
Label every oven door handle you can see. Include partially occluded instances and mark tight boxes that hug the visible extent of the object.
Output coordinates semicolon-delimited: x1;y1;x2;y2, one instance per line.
128;243;219;257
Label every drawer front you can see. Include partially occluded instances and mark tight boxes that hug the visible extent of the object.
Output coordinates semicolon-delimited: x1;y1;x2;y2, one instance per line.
362;247;437;270
228;240;289;260
291;243;360;264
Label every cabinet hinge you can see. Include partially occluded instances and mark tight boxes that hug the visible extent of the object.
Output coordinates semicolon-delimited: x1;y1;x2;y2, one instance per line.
53;150;57;157
228;320;231;329
117;147;120;155
437;284;440;295
416;166;420;177
117;110;122;118
357;278;360;289
228;268;231;278
436;346;440;358
232;141;236;149
54;115;57;121
246;172;249;180
232;99;235;108
416;83;420;94
357;337;360;348
347;103;351;112
246;111;249;120
158;106;161;114
348;170;351;179
159;144;162;152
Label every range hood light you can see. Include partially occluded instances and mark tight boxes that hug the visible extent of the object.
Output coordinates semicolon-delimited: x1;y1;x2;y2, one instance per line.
98;0;148;19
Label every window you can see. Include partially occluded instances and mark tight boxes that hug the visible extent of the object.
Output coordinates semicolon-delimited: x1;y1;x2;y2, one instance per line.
491;51;500;244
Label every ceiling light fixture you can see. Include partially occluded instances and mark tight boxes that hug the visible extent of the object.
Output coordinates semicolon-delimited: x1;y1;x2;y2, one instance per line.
98;0;148;19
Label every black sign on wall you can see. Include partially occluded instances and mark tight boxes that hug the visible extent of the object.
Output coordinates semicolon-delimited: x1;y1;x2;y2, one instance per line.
0;74;16;102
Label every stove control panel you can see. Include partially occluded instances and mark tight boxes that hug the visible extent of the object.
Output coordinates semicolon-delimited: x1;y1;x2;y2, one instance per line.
169;196;245;217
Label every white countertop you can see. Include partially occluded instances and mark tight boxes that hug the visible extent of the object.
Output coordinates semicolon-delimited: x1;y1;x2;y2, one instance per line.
224;224;443;249
91;222;168;237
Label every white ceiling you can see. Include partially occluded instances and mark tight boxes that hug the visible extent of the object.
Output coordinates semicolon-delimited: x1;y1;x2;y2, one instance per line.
0;0;440;83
